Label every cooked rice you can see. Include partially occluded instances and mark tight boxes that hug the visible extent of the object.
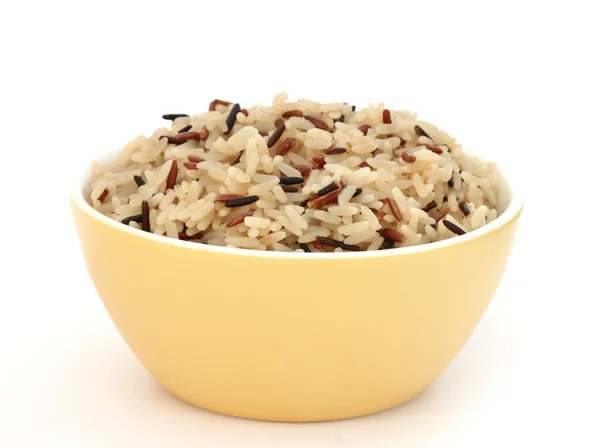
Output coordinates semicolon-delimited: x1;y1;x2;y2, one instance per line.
87;93;505;252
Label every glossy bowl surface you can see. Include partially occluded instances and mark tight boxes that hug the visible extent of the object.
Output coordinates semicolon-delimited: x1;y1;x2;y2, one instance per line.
70;150;523;422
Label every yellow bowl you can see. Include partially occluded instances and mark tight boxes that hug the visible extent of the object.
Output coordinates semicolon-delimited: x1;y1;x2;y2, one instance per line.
70;151;523;422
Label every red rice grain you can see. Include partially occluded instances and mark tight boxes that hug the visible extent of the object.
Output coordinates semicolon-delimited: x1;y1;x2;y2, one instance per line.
304;115;329;131
226;211;254;228
165;160;178;190
386;197;403;221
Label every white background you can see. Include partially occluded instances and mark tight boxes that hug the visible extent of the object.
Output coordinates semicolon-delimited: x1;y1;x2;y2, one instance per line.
1;0;599;446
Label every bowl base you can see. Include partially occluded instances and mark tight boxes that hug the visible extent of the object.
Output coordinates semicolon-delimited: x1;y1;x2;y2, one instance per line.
161;383;429;423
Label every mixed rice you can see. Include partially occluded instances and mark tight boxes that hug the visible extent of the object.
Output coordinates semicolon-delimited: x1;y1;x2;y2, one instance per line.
88;93;502;252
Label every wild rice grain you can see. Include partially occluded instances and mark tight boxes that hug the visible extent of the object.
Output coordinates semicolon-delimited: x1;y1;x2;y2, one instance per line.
425;144;443;155
162;114;189;120
209;99;231;111
312;156;326;169
414;125;431;139
226;210;253;227
422;201;437;213
141;201;150;232
300;243;311;252
197;127;210;140
178;231;204;241
373;208;386;220
316;236;360;251
167;131;202;145
224;103;241;134
386;197;403;221
282;109;303;118
289;162;311;176
459;200;471;216
358;124;370;135
267;124;286;148
225;195;259;208
307;188;340;209
304;115;329;131
166;160;178;190
382;109;391;124
122;214;143;224
279;177;304;185
401;152;416;163
91;94;502;252
317;182;338;196
325;147;347;155
276;138;297;156
233;150;244;165
216;194;244;202
442;219;466;235
98;188;109;203
381;238;395;249
429;204;450;222
381;228;405;243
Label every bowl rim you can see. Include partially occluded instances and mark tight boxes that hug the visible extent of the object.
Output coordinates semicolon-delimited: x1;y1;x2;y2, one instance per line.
69;148;524;259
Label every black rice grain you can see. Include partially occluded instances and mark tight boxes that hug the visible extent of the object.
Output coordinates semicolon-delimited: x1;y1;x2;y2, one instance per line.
162;114;189;121
316;236;360;251
141;201;150;232
459;201;471;216
442;219;466;235
352;188;363;198
281;185;299;193
381;238;395;249
122;214;143;225
178;125;192;133
317;182;338;196
324;147;347;155
414;125;431;139
448;177;455;188
233;150;244;164
279;177;304;185
224;103;241;134
422;201;437;213
133;175;145;187
225;195;259;208
300;243;311;253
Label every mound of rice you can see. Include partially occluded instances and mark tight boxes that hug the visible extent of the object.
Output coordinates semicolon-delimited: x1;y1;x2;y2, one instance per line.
88;93;503;252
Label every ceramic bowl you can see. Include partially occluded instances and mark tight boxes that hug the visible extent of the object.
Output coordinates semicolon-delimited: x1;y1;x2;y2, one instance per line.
70;150;523;422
